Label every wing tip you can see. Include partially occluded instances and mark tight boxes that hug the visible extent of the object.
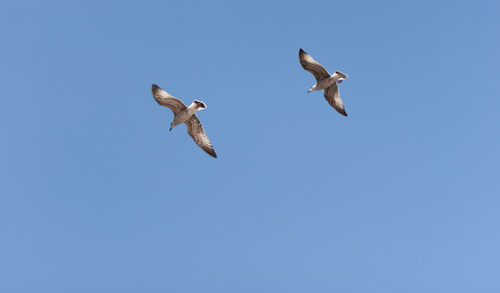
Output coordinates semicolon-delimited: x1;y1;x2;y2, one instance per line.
151;84;163;104
152;84;161;95
205;148;217;158
299;48;306;57
338;109;348;116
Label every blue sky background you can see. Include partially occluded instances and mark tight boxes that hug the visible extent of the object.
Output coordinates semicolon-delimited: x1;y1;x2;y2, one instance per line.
1;0;499;292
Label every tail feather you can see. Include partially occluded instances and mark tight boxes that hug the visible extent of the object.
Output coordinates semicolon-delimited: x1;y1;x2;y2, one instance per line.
194;100;207;109
335;71;348;79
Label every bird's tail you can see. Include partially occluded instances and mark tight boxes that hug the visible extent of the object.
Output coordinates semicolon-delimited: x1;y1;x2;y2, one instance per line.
193;100;207;110
335;71;348;79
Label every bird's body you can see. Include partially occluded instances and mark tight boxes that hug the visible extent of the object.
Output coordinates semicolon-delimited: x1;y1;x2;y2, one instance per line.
152;84;217;158
307;72;344;92
298;48;349;116
171;101;206;128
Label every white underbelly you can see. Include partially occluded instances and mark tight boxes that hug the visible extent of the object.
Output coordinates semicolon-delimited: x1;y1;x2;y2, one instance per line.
173;111;193;125
316;77;336;90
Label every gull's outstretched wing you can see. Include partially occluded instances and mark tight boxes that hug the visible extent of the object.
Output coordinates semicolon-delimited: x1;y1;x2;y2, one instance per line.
152;84;187;114
299;48;331;81
324;83;347;116
186;115;217;158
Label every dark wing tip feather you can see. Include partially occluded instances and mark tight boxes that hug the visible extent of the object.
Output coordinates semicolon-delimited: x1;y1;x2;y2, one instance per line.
202;143;217;158
151;84;163;105
208;150;217;158
333;103;348;116
152;84;164;101
299;48;306;58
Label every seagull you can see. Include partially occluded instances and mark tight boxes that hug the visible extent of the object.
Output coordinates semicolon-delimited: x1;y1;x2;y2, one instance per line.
299;48;349;116
152;84;217;158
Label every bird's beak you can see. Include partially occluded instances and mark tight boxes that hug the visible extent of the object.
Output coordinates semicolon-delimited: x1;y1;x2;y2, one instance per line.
169;127;172;131
307;89;312;93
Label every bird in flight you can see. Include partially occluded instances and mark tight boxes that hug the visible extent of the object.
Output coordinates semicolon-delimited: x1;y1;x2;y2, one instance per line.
298;48;349;116
152;84;217;158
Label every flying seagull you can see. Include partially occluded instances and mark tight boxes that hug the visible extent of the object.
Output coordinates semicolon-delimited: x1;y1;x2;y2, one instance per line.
152;84;217;158
299;48;349;116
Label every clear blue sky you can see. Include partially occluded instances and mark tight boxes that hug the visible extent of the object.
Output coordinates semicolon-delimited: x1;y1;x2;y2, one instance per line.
1;0;499;292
